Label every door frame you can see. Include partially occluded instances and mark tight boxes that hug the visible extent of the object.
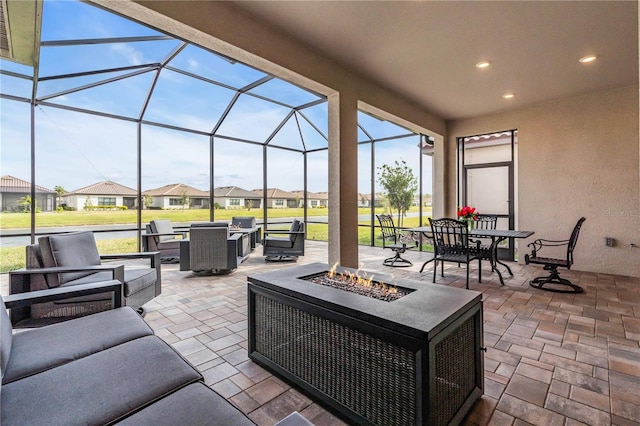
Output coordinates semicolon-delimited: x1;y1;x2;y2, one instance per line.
457;130;517;260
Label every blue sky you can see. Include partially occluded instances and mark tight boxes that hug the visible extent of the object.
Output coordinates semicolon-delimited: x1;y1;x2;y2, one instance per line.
0;0;431;195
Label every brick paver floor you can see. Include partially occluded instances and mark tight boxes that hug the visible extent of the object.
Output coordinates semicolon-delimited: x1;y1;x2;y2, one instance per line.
4;240;639;425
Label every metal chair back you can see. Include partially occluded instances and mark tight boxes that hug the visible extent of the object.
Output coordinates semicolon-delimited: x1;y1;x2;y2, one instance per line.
567;217;587;267
429;218;471;258
474;214;497;230
376;214;399;247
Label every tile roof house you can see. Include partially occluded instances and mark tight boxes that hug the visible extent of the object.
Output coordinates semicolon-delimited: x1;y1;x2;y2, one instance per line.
0;175;56;212
252;188;298;209
62;180;137;210
213;186;261;209
290;190;327;208
144;183;209;210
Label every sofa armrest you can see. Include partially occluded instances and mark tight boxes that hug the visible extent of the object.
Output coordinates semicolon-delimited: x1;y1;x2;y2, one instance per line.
3;280;124;310
10;264;126;292
9;265;126;324
263;230;305;237
142;232;188;238
100;251;161;269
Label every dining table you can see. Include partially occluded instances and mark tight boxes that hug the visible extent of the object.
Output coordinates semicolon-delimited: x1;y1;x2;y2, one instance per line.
406;226;535;286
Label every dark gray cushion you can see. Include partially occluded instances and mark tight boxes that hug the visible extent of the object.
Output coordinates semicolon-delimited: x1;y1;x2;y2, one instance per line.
116;383;255;425
65;268;156;297
2;307;153;384
265;236;293;248
289;219;303;243
1;336;202;426
1;296;12;380
39;232;101;284
157;239;181;251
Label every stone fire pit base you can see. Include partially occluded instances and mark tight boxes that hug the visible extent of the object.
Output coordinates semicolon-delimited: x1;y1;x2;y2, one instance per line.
248;263;483;426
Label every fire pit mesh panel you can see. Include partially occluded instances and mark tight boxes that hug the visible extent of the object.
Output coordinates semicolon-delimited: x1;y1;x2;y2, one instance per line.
255;294;417;425
432;315;477;425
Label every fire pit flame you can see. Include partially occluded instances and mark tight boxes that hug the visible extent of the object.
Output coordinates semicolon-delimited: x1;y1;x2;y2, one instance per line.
305;263;408;302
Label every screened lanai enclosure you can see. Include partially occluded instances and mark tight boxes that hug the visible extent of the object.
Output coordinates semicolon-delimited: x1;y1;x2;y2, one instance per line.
0;0;433;269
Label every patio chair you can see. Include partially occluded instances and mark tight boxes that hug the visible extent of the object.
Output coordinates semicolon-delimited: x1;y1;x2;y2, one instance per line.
525;217;586;293
376;214;414;267
263;219;305;261
181;222;245;275
9;231;160;327
428;217;482;289
469;214;498;269
143;219;188;263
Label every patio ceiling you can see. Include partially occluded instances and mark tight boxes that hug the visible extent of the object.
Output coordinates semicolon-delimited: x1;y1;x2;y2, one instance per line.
228;1;638;120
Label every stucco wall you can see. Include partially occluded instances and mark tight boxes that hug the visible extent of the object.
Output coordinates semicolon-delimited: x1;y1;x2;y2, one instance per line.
447;86;640;277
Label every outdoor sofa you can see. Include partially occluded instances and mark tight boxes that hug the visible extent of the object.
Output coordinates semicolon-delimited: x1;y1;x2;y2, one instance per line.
0;281;255;425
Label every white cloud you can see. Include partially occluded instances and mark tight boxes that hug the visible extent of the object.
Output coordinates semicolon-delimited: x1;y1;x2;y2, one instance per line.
111;43;145;66
187;58;199;71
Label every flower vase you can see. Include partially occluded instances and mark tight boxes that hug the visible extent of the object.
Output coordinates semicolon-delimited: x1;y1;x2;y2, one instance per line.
465;219;474;231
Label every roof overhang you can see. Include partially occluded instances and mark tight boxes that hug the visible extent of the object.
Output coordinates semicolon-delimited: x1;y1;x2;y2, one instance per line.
0;0;42;67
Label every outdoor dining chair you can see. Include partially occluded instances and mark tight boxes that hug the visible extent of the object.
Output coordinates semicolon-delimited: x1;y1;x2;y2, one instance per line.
525;217;586;293
469;214;498;269
428;217;482;289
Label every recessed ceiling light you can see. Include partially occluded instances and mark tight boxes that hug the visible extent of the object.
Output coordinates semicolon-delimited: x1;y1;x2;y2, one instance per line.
475;61;491;69
502;93;515;99
579;55;597;63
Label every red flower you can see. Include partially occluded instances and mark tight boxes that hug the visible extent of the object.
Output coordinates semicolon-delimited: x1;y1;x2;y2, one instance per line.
457;206;478;220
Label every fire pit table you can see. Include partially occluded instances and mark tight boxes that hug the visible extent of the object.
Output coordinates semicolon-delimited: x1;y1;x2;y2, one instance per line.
248;263;484;426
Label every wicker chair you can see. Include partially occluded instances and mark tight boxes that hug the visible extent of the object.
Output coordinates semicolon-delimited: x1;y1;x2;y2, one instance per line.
180;222;245;275
428;218;482;289
143;219;188;263
9;231;160;327
263;219;305;262
525;217;586;293
376;214;414;267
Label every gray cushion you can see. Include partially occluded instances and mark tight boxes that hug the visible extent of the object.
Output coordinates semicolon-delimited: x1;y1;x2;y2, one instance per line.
116;383;255;425
150;220;175;242
289;219;303;243
39;232;101;284
66;268;157;297
1;296;12;380
157;239;181;251
1;336;202;426
2;307;153;384
265;236;293;248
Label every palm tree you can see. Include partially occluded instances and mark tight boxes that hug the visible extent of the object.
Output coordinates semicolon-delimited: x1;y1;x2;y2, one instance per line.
54;185;67;208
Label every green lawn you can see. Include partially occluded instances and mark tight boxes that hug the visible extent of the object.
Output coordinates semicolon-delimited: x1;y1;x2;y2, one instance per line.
0;206;432;272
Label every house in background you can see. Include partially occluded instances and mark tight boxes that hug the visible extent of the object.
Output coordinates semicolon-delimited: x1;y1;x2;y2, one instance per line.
253;188;298;208
0;175;56;212
290;190;326;208
213;186;261;209
357;194;385;208
144;183;209;210
62;181;137;210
